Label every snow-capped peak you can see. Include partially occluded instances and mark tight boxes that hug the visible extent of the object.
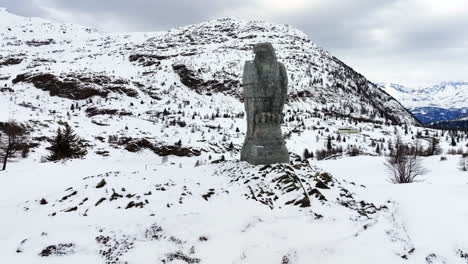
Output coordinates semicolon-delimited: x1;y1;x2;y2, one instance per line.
380;81;468;109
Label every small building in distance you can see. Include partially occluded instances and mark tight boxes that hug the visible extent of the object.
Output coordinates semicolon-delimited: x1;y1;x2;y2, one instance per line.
337;127;359;134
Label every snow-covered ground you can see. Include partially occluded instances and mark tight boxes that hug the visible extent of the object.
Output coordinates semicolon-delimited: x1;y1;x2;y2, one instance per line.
2;152;468;263
2;7;468;264
319;155;468;263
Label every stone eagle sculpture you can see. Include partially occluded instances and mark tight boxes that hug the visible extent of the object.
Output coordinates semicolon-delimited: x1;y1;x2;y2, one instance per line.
240;42;289;165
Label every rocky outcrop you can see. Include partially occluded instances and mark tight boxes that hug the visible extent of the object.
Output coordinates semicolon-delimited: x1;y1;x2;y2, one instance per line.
172;64;240;96
12;72;138;100
129;54;176;67
25;39;55;47
0;56;23;66
109;136;202;157
85;107;133;117
12;73;107;100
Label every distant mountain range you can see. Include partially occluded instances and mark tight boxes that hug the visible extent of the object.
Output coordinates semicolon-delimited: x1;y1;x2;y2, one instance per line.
379;82;468;127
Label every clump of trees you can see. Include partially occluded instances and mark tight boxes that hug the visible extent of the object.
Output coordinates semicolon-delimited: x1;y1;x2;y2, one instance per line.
385;135;428;184
0;121;27;171
47;123;87;161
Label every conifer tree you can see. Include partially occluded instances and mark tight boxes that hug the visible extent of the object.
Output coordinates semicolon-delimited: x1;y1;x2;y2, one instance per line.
47;123;87;161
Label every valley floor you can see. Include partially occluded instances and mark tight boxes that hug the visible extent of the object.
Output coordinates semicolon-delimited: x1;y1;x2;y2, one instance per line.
1;153;467;264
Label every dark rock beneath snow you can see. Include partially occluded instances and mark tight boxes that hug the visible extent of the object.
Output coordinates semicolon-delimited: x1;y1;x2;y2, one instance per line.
125;201;144;209
26;39;55;47
64;206;78;212
12;72;138;100
0;87;14;92
96;179;106;188
96;233;135;264
145;224;164;240
39;243;75;257
109;136;201;157
95;197;106;206
201;189;215;201
0;57;23;66
172;64;240;96
86;107;133;117
129;54;175;67
12;72;108;100
164;250;201;263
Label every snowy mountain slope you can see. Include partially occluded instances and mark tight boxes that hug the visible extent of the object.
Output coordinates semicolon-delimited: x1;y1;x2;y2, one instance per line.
0;8;418;126
1;8;468;264
380;82;468;124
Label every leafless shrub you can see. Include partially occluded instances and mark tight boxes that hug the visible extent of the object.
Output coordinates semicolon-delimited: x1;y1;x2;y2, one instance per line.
385;154;428;184
0;121;27;171
459;154;468;172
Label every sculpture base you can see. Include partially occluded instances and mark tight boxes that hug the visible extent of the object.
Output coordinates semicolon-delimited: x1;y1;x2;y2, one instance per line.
240;138;289;165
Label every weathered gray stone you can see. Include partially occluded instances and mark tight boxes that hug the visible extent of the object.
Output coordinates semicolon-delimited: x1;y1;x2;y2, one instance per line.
240;42;289;165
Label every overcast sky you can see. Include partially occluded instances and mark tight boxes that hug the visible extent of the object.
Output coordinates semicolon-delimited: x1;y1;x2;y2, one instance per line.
1;0;467;86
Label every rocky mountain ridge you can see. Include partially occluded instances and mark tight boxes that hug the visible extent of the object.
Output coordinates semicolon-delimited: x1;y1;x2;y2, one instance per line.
380;82;468;124
0;8;418;127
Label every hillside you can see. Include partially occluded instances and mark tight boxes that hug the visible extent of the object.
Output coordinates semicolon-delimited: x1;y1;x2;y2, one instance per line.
2;8;468;264
0;8;417;127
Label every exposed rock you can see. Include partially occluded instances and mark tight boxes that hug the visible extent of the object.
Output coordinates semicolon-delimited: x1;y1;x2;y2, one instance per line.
107;85;138;97
172;64;240;96
164;251;201;263
0;57;23;66
96;233;135;264
0;87;14;92
12;72;138;100
129;54;175;67
109;136;202;157
96;179;106;188
86;107;133;117
95;198;106;206
12;72;108;100
26;39;55;47
39;243;75;257
64;206;78;212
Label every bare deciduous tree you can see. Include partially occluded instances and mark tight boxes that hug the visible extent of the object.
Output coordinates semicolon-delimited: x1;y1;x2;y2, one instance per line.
427;137;442;156
459;154;468;172
385;154;428;184
386;135;428;183
0;121;26;171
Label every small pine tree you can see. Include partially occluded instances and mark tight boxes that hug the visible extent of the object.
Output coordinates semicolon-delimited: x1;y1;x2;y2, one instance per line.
451;136;457;147
47;123;87;161
303;148;310;159
327;136;332;151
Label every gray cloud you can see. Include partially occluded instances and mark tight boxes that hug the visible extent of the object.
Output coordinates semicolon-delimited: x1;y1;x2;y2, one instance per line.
1;0;467;85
